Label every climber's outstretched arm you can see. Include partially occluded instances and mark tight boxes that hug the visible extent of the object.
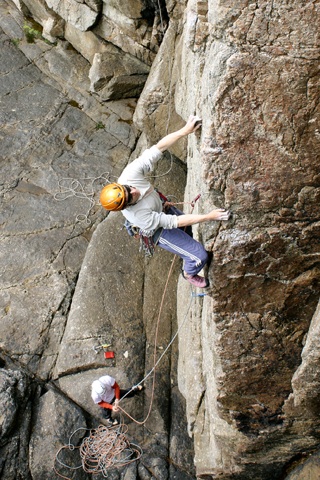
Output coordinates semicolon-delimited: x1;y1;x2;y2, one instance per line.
156;115;201;152
177;209;230;227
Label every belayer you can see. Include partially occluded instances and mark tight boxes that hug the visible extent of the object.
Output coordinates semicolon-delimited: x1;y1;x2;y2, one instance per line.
100;115;230;288
91;375;143;425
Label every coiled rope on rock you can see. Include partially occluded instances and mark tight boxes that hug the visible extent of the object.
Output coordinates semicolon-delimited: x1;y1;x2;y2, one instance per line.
54;424;142;479
54;172;113;224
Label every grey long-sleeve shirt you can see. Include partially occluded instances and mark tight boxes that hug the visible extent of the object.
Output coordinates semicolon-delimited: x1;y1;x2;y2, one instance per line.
118;146;178;234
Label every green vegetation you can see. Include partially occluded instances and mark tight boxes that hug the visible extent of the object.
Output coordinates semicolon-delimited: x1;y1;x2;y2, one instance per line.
95;121;105;130
11;38;20;47
23;21;56;45
23;23;42;43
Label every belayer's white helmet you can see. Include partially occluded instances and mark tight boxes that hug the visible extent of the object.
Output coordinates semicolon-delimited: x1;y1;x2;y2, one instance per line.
92;380;105;395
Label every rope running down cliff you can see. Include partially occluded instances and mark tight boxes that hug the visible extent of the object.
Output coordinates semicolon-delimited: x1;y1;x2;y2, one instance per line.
116;193;201;424
53;281;200;479
53;3;203;476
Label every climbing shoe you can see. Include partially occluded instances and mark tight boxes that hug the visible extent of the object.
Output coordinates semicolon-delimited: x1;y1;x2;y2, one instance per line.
182;271;209;288
132;385;144;392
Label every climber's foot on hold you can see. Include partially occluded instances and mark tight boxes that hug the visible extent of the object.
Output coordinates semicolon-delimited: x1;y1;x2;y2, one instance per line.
132;385;144;392
182;271;209;288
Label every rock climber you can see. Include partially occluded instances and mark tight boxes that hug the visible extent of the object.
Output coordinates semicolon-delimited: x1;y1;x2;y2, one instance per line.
100;115;230;288
91;374;143;425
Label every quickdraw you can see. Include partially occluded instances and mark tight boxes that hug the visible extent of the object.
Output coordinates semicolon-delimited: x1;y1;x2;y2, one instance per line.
191;193;201;208
139;235;156;257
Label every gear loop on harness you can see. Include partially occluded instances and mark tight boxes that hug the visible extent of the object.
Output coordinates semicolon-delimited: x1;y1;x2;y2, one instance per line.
123;190;202;257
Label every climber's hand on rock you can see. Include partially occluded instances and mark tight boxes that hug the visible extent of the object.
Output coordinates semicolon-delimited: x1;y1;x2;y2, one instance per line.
206;209;230;221
182;115;202;135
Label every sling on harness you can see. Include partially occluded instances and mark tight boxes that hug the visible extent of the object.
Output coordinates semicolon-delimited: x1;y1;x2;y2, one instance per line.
123;190;169;257
124;220;160;257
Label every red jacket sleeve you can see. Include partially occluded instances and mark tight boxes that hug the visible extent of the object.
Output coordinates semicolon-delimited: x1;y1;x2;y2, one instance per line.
112;382;120;400
98;400;113;409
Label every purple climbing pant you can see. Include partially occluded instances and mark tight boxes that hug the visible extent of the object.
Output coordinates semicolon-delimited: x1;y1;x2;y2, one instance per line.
157;207;209;276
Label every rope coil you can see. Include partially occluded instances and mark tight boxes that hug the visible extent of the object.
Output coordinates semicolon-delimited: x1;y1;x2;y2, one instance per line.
54;424;142;479
54;172;113;224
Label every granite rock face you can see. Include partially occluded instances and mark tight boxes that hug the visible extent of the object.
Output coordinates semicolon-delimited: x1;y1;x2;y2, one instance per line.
0;0;320;479
175;1;320;478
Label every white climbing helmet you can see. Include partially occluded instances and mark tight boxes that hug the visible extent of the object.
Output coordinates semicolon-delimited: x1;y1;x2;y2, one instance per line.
92;380;105;395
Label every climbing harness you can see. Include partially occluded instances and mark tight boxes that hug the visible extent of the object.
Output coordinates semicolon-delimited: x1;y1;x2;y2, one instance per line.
54;424;142;479
124;219;159;257
123;189;170;257
123;191;202;257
